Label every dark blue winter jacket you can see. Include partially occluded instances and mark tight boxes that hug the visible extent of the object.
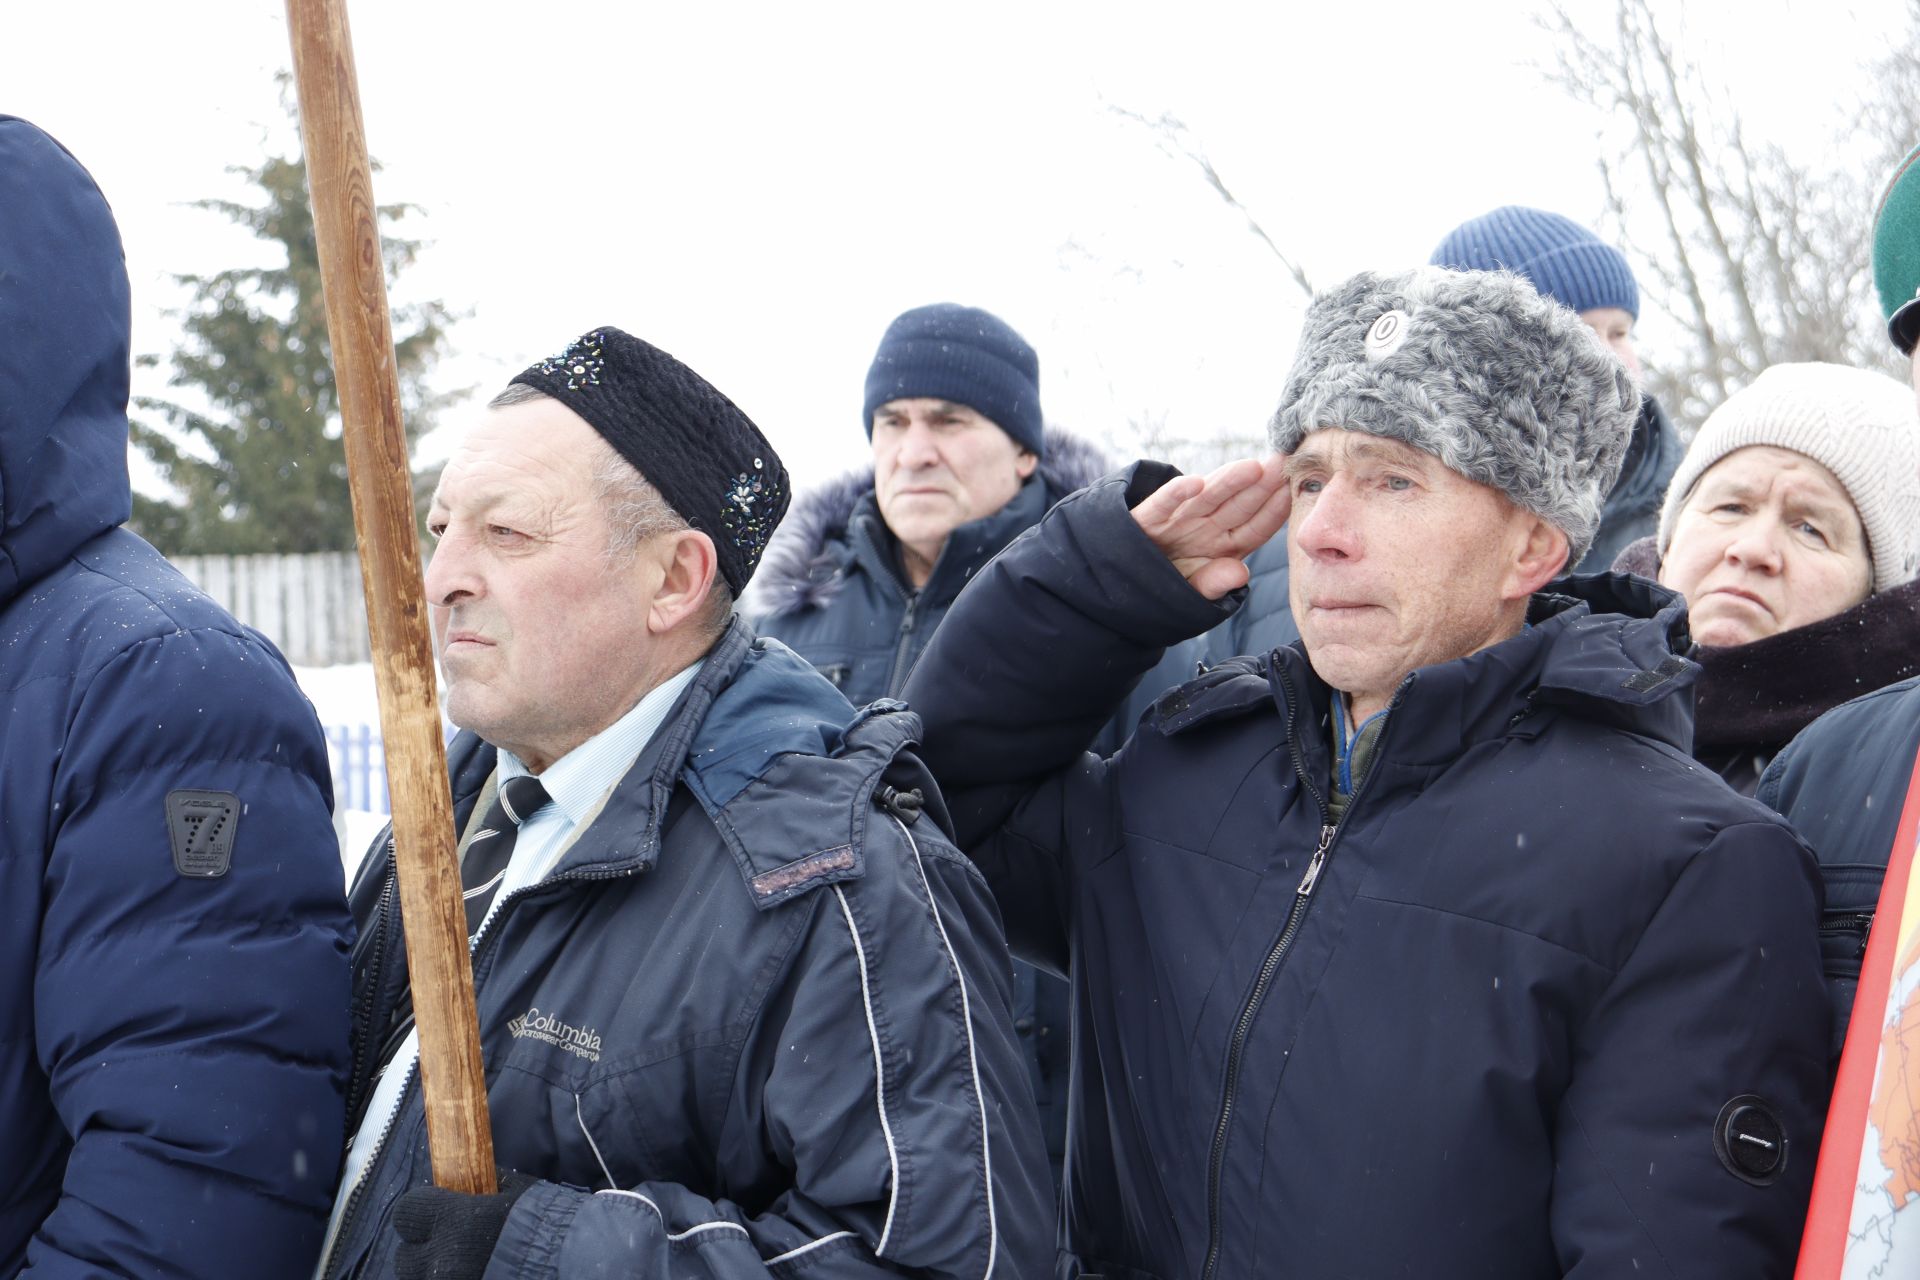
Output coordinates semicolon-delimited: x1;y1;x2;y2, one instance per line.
320;623;1052;1279
904;464;1831;1280
0;117;351;1277
1758;677;1920;1058
1198;392;1682;665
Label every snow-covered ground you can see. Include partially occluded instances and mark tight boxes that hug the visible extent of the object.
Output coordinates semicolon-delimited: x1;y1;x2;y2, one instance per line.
292;662;399;879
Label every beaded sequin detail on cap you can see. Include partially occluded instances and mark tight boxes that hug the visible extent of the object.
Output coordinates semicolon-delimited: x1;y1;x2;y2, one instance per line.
537;332;606;390
722;457;783;567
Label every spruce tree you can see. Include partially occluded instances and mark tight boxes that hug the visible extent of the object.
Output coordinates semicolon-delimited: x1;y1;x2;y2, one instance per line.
131;138;451;554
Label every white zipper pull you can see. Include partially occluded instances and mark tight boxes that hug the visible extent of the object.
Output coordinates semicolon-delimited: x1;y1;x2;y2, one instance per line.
1297;824;1336;896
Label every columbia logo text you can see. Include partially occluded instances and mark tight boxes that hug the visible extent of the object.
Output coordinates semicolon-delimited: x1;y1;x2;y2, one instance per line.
507;1006;603;1062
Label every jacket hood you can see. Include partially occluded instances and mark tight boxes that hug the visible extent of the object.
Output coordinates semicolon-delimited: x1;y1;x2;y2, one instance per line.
1608;394;1683;519
744;426;1109;615
1523;571;1698;746
0;117;132;607
1610;534;1661;579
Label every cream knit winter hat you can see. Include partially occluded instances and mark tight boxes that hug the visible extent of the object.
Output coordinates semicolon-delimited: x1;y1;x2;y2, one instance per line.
1657;362;1920;592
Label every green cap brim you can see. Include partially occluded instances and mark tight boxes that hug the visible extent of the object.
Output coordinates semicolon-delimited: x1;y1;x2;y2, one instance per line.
1873;142;1920;345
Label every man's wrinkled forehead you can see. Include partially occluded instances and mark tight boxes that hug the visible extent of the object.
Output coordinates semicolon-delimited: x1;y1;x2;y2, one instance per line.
431;400;602;513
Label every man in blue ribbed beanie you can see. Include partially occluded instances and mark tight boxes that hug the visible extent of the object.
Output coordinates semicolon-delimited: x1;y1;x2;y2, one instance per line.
1430;207;1683;572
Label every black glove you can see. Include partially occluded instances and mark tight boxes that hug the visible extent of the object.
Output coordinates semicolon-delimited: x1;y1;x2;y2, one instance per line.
392;1169;538;1280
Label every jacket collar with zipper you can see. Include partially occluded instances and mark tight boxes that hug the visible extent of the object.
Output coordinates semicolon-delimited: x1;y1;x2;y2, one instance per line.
847;472;1050;607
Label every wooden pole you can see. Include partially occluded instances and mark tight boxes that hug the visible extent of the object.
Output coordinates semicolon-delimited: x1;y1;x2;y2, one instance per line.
285;0;497;1195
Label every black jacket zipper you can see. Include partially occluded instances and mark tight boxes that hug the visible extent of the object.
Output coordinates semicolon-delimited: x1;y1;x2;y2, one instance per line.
852;514;926;700
884;592;921;697
1820;910;1874;967
342;856;399;1134
1198;671;1403;1280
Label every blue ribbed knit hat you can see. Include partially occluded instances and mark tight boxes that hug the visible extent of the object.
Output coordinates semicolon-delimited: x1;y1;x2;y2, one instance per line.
1430;207;1639;319
862;303;1044;456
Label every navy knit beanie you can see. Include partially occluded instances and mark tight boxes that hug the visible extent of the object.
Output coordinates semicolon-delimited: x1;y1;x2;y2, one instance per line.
1430;207;1639;319
862;303;1045;457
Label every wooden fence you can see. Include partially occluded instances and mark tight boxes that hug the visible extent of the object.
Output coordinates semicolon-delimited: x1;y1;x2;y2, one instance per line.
168;550;373;666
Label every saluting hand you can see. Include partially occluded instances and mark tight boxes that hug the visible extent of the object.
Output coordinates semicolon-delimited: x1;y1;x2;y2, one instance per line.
1130;455;1292;600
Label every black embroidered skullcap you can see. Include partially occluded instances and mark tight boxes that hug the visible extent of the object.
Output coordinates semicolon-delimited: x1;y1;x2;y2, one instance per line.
510;327;789;596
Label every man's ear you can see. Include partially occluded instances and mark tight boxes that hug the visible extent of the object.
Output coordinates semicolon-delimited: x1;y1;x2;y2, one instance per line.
1015;449;1039;480
1503;513;1570;601
647;530;720;635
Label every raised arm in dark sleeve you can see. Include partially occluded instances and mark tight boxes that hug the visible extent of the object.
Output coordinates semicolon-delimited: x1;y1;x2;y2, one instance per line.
902;462;1240;970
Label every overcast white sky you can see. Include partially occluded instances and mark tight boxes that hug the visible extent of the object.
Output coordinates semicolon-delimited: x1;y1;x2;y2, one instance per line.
3;0;1895;492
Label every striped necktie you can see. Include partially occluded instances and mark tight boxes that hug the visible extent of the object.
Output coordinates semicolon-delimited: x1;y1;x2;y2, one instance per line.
462;774;552;939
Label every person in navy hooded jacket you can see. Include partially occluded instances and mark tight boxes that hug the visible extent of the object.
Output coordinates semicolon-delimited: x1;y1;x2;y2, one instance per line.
0;117;352;1276
906;267;1830;1278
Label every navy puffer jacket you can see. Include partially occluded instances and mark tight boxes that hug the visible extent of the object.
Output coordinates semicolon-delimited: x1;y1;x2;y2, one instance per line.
0;117;351;1276
905;464;1831;1280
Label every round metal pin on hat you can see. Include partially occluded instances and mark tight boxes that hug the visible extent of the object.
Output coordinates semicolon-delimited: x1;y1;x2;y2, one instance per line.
1364;309;1412;362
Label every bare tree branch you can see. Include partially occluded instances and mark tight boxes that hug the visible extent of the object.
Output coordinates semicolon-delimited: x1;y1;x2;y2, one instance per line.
1537;0;1907;430
1106;103;1316;300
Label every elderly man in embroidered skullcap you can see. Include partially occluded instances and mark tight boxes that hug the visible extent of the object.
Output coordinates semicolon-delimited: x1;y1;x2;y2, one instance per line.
905;268;1829;1278
313;328;1051;1280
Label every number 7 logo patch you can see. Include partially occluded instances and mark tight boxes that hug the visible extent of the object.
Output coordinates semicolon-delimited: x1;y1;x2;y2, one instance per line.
166;789;241;878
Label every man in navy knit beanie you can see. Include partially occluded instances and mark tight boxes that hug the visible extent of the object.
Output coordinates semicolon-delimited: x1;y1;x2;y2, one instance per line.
858;302;1046;584
1431;206;1682;573
752;301;1095;1194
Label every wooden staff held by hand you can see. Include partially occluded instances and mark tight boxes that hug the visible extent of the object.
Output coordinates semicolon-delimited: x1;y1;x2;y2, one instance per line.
285;0;497;1195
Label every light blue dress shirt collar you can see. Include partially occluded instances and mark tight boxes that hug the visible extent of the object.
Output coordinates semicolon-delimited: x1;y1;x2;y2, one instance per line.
495;657;705;828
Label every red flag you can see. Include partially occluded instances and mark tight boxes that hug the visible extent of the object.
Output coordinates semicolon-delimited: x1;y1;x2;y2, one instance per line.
1796;739;1920;1276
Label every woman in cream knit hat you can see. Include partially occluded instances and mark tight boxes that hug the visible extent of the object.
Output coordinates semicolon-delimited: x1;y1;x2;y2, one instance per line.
1615;360;1920;794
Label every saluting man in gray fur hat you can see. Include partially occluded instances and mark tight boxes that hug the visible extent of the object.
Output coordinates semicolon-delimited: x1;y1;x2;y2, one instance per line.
903;267;1829;1278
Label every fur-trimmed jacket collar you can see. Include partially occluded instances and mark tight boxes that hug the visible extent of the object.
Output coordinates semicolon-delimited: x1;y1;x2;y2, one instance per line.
744;427;1110;617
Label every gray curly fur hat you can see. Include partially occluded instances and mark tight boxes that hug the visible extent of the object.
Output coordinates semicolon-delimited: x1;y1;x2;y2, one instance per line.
1269;268;1638;566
